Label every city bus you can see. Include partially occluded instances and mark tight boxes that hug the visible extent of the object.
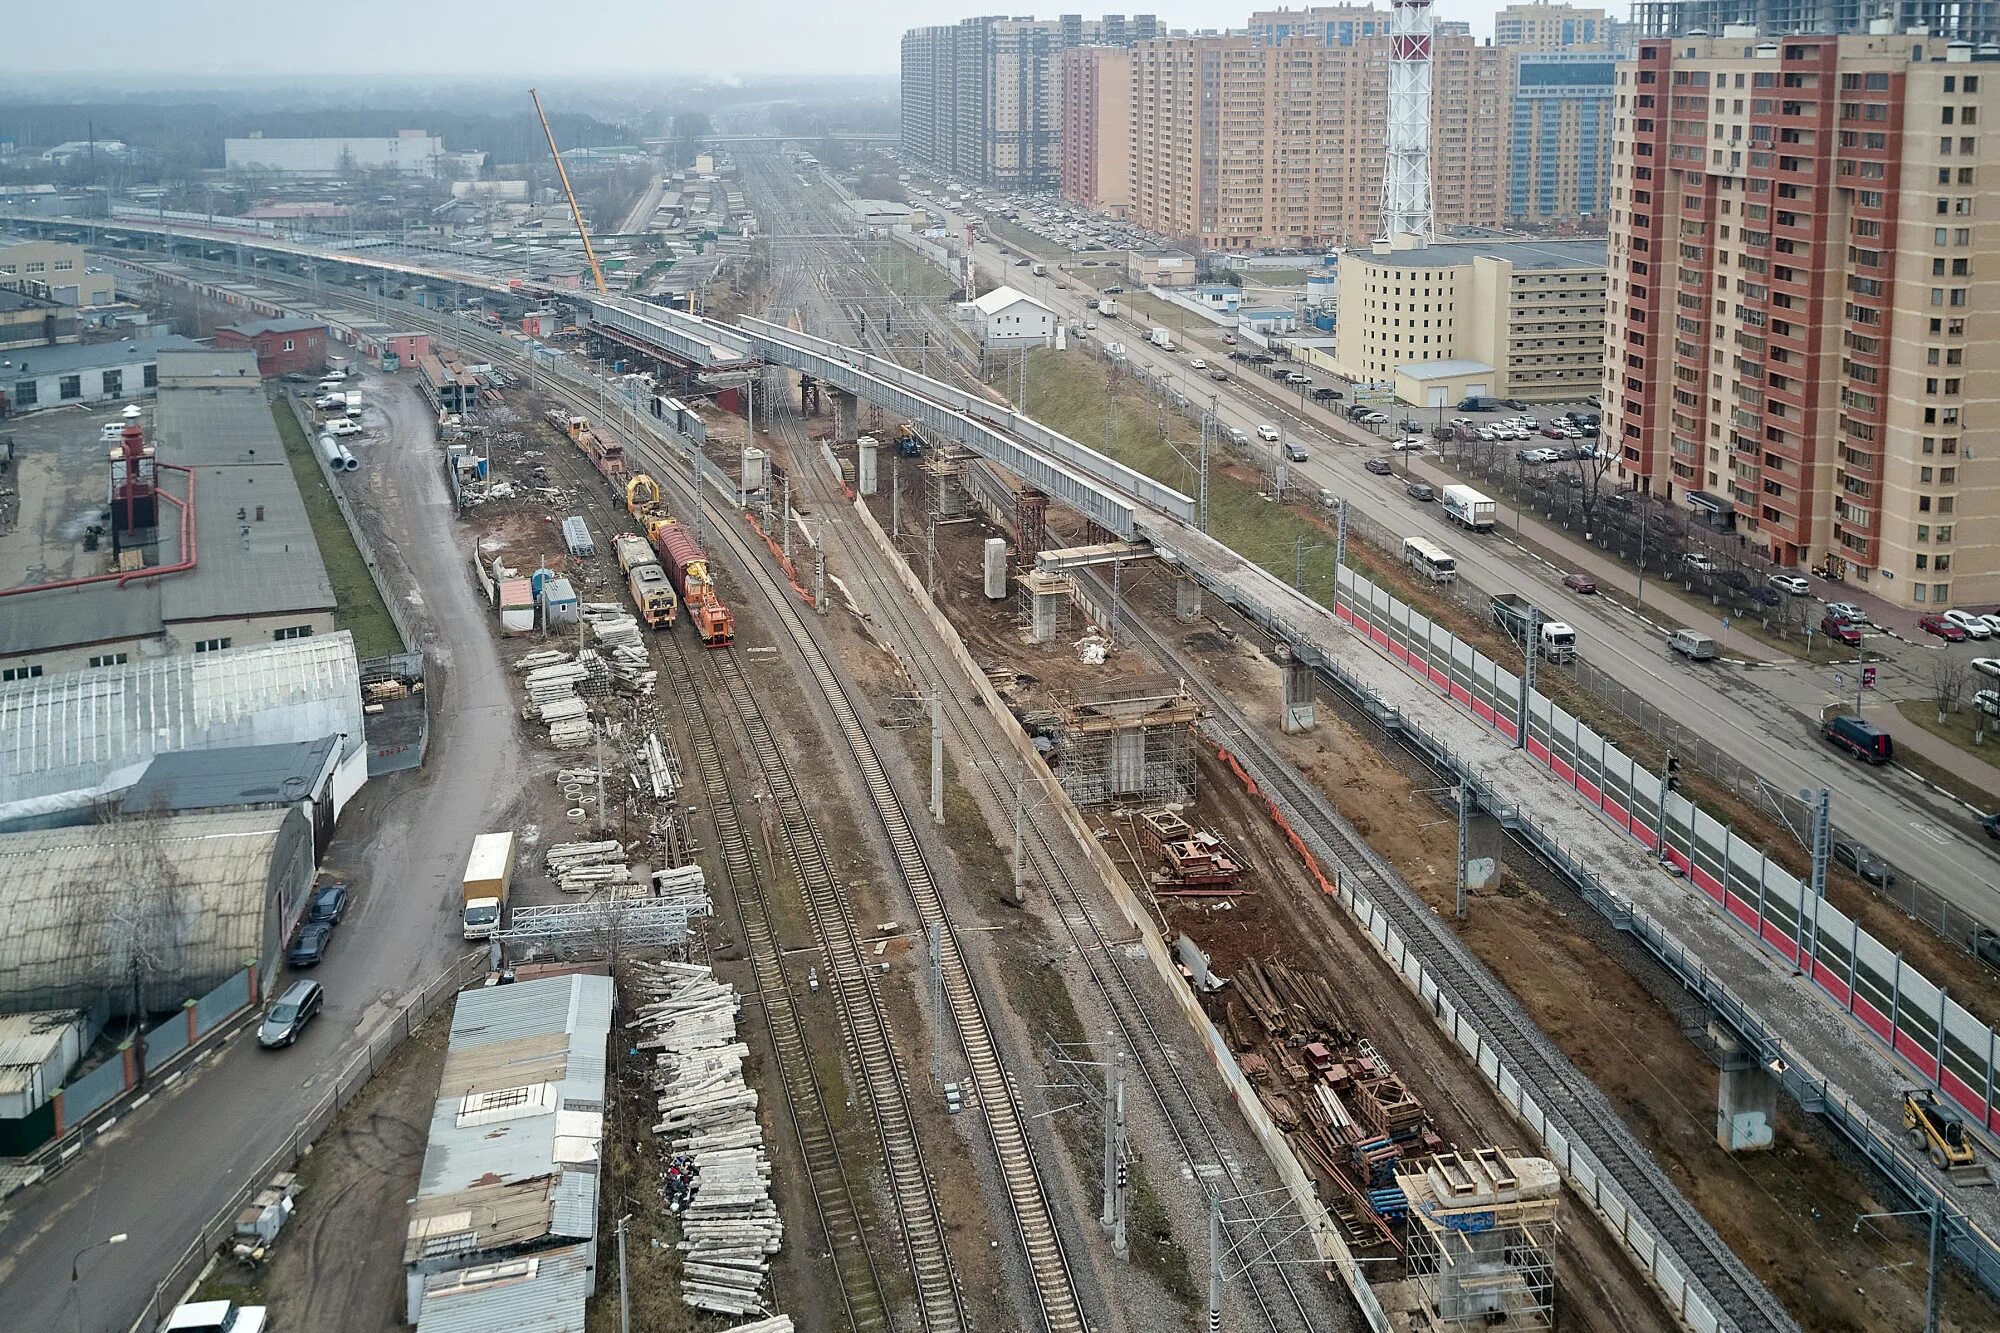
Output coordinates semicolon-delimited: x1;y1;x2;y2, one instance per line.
1403;536;1459;584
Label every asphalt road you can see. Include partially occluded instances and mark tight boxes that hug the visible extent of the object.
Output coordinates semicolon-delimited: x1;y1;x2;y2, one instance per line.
939;214;2000;928
0;376;522;1333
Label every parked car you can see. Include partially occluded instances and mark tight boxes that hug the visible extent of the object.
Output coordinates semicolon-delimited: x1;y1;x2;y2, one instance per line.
1406;482;1436;502
1681;552;1717;573
1768;573;1811;596
1747;586;1782;607
1517;447;1560;464
287;920;334;968
324;417;362;437
1391;437;1425;452
1586;394;1602;407
1921;613;1971;642
1820;615;1864;647
162;1300;268;1333
257;979;325;1049
307;883;349;925
1973;657;2000;682
1221;333;1237;344
1364;456;1394;475
99;421;127;441
1981;614;2000;638
1503;399;1530;410
1359;411;1389;425
1824;602;1868;625
1832;838;1895;886
1973;689;2000;718
1982;812;2000;841
1285;371;1312;386
1562;573;1598;595
1943;610;1994;639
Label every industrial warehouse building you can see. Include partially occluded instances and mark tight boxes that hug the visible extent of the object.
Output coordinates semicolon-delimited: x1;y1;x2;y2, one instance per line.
0;632;367;832
0;332;200;414
404;972;613;1331
224;130;445;177
1329;232;1607;404
0;806;316;1015
215;318;328;378
0;355;337;677
0;240;117;307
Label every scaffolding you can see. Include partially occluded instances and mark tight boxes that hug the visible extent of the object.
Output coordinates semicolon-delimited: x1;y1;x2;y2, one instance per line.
1015;486;1050;560
1398;1148;1559;1333
922;442;976;522
1632;0;1999;41
1018;569;1076;643
1055;674;1200;807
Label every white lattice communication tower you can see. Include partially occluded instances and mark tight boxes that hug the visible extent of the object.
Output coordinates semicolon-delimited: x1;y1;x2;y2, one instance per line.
1381;0;1437;245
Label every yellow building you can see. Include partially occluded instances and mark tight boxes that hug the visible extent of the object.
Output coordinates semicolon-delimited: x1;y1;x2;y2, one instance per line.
1333;233;1606;404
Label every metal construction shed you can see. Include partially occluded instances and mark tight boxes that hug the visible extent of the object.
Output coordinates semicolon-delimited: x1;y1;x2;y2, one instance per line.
0;807;314;1015
0;633;366;831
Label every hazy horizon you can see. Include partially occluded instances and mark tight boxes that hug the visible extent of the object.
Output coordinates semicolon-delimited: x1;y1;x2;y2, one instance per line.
15;1;1540;81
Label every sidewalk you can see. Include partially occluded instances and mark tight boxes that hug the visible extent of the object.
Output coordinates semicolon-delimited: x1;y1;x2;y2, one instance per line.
1861;701;2000;798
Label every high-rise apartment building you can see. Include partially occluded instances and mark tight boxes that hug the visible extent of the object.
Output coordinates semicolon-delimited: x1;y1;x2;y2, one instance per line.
1494;2;1611;49
900;14;1158;189
1507;49;1617;224
1121;31;1504;250
1059;46;1134;214
1604;34;2000;605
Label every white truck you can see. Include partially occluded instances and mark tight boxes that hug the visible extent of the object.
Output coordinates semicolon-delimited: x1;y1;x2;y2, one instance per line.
461;831;516;940
1098;299;1118;319
1030;261;1047;276
343;391;363;418
1440;484;1497;532
1148;326;1174;351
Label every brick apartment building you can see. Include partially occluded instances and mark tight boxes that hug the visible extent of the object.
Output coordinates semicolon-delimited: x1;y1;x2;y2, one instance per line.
1604;32;1999;606
214;319;327;378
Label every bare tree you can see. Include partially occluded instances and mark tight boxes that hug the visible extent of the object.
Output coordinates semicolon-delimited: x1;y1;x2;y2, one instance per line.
1933;654;1971;725
89;802;192;1086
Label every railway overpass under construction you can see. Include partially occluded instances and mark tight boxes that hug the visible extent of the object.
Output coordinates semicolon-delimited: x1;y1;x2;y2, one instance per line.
34;210;2000;1325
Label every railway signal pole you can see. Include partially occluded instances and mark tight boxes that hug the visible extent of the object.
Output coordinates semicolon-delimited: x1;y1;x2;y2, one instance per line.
930;693;944;825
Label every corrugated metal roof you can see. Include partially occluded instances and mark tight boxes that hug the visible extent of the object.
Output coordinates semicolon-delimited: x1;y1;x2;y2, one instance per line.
0;808;302;1013
0;632;363;819
121;736;338;815
0;1010;88;1094
406;974;612;1264
414;1242;593;1333
3;334;202;379
154;349;260;384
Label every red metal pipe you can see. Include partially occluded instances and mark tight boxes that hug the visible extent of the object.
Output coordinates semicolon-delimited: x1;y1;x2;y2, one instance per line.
0;462;196;598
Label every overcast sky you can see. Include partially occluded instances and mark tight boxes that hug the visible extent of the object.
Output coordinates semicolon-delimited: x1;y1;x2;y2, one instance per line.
16;1;1536;80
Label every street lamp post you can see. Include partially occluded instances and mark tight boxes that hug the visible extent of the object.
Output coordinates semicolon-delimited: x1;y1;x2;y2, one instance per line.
71;1233;128;1333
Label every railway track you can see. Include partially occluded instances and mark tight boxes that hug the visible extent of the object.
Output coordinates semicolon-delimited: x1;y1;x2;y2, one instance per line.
742;148;1331;1333
530;409;901;1331
1100;592;1797;1333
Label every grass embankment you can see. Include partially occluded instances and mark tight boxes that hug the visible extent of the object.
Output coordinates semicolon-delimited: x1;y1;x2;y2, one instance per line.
864;248;960;302
986;217;1066;262
269;399;403;659
1896;698;2000;773
1018;345;2000;1024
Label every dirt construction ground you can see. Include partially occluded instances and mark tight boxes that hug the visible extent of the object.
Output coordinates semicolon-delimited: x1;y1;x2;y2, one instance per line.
872;475;2000;1333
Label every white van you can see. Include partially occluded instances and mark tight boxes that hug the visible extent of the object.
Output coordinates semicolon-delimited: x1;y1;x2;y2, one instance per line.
1668;629;1717;661
324;417;363;437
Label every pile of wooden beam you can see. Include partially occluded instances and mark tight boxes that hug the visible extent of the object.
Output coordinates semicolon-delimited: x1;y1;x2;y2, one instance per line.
651;863;710;912
629;963;782;1320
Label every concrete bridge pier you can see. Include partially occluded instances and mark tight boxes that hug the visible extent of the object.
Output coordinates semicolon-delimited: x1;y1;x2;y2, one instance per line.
1174;579;1201;624
1711;1021;1777;1152
1280;646;1316;734
858;437;879;496
831;389;860;443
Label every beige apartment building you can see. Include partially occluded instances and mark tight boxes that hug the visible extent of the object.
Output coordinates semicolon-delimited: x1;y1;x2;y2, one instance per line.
1119;32;1504;252
1494;2;1614;50
0;241;116;307
1605;32;2000;606
1059;46;1133;214
1332;232;1608;402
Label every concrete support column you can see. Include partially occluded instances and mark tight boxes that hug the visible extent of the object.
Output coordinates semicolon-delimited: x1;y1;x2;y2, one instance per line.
1711;1021;1777;1151
858;437;879;495
831;389;859;443
1281;647;1316;734
1028;589;1063;644
1174;580;1202;624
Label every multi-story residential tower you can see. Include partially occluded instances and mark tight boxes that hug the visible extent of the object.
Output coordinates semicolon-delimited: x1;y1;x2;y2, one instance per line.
1605;33;2000;605
1494;2;1612;49
900;14;1158;189
1507;49;1617;224
1122;30;1504;250
1059;46;1135;214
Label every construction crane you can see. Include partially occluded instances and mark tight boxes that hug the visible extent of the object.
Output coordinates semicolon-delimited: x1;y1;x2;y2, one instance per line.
529;87;608;295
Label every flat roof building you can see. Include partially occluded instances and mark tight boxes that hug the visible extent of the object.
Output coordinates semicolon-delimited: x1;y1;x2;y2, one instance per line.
405;972;613;1327
0;332;197;413
1333;233;1607;403
214;319;329;378
225;131;444;178
0;240;116;307
0;369;338;677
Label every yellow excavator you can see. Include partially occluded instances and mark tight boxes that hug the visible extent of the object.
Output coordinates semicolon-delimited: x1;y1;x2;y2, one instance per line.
1903;1090;1994;1186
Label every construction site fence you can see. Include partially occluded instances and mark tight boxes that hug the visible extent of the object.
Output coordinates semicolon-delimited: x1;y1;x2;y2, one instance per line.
1327;495;1993;963
120;951;488;1333
1314;561;2000;1301
848;496;1394;1333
